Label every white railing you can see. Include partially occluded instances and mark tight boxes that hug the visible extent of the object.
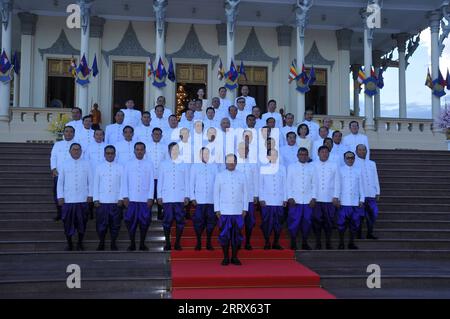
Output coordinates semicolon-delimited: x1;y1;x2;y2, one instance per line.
0;107;72;143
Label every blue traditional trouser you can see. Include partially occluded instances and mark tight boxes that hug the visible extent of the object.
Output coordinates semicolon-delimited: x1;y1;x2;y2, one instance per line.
124;202;151;239
337;206;362;235
193;204;217;235
288;204;313;241
96;203;122;241
62;203;89;237
218;215;244;248
312;202;336;241
162;203;186;232
260;205;284;241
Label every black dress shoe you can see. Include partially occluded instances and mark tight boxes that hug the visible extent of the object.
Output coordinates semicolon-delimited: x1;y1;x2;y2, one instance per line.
76;242;85;251
139;244;149;251
231;258;242;266
64;244;73;251
96;242;105;251
348;243;359;250
110;242;118;251
245;243;253;250
163;243;171;251
272;243;283;250
367;234;378;240
54;216;61;222
206;243;214;251
264;242;271;250
195;243;202;251
221;258;230;266
326;243;333;250
174;243;182;251
127;243;136;251
338;242;345;250
315;242;322;250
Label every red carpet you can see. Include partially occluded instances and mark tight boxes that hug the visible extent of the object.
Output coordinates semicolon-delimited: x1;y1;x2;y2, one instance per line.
170;213;335;299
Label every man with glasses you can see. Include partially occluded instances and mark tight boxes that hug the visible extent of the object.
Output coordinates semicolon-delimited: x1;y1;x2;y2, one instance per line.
337;151;364;250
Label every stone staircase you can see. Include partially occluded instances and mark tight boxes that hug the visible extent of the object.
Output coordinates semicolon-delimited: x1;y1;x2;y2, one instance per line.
296;149;450;298
1;143;450;299
0;143;170;299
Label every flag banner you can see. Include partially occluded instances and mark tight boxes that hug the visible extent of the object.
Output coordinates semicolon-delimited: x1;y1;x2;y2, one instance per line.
239;60;248;81
357;67;366;84
288;61;298;84
296;64;310;94
425;68;433;89
308;65;316;86
446;69;450;91
0;50;13;83
377;67;384;89
153;57;167;88
91;54;99;78
217;58;225;81
148;56;155;78
69;56;77;78
363;76;378;97
76;54;91;87
224;60;239;91
432;69;447;98
12;51;20;75
168;58;176;82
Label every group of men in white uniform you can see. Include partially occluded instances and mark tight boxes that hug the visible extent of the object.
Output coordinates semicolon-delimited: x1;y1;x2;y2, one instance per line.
51;88;380;265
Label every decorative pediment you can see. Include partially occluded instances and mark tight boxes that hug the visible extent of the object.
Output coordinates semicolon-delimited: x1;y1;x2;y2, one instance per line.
38;30;80;60
102;22;154;66
235;28;279;71
304;41;335;70
166;25;219;69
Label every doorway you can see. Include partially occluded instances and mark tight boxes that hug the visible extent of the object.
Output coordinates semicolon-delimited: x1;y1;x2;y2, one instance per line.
112;61;145;121
46;58;76;108
305;67;327;115
175;63;207;118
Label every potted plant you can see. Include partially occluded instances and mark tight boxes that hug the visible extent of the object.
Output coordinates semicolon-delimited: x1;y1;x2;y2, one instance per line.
48;114;70;141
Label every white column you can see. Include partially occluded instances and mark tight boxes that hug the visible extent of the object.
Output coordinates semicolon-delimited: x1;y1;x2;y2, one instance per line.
295;0;313;122
0;0;13;122
429;11;442;123
394;33;409;118
225;0;240;103
13;67;18;107
336;29;353;116
153;0;167;106
351;64;361;116
363;26;374;130
88;16;105;110
78;0;91;116
18;12;37;108
372;50;383;118
277;26;293;114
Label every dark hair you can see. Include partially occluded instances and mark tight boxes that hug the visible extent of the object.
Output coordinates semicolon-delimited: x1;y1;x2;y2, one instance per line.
72;107;82;116
332;130;342;138
228;105;237;111
266;117;275;124
168;142;178;152
219;87;226;92
252;105;260;111
319;126;329;133
236;97;245;103
152;127;163;134
104;145;116;153
94;129;104;135
134;142;146;150
286;131;297;139
64;126;75;133
349;120;359;128
69;143;81;150
155;105;164;111
246;114;256;121
318;145;330;153
82;115;92;121
168;114;177;120
297;123;309;136
206;107;215;113
285;113;294;118
115;110;124;116
298;147;309;155
304;109;314;115
123;125;134;133
142;111;151;116
268;99;277;105
344;151;355;158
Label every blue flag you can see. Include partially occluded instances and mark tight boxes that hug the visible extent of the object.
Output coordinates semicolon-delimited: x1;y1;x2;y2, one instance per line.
239;61;248;81
308;65;316;86
377;67;384;89
167;58;176;82
295;64;310;94
153;57;167;88
12;51;20;75
76;54;91;86
224;60;239;91
0;50;13;83
91;54;99;77
446;69;450;91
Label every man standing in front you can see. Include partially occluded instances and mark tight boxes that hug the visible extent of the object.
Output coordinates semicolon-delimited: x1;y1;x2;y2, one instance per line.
120;142;154;251
93;145;123;251
338;151;365;250
121;100;142;129
158;143;190;251
214;154;248;266
286;147;316;250
190;147;219;250
259;149;287;250
311;146;340;250
57;143;93;251
355;144;380;239
50;126;76;221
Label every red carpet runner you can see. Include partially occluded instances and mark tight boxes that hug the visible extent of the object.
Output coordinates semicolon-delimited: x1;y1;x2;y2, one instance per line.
170;211;335;299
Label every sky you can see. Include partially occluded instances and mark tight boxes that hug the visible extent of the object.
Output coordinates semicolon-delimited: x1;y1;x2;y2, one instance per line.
350;28;450;119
